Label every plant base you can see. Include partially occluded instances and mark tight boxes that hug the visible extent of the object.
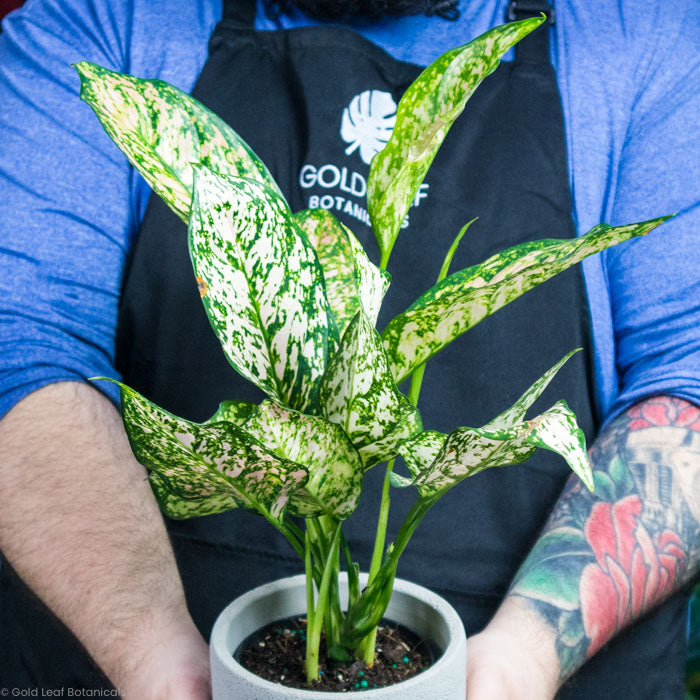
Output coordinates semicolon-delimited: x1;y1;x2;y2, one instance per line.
238;615;434;691
210;573;467;698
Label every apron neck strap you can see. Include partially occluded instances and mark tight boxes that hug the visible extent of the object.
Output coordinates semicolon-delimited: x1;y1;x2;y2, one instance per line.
221;0;257;28
219;1;554;65
506;0;555;64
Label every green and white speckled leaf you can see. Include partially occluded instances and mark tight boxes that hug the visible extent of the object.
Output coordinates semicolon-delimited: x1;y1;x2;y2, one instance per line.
383;216;671;384
524;401;592;490
483;349;580;431
345;225;391;327
367;16;545;260
242;401;363;519
294;209;390;333
98;380;308;521
319;311;422;469
294;209;356;339
387;470;414;488
148;472;240;520
358;398;422;469
392;358;593;494
401;400;591;498
75;62;282;222
189;167;336;412
206;400;256;425
394;430;447;485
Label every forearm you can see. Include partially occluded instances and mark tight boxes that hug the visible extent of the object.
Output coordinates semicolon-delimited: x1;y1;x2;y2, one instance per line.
0;382;209;696
488;395;699;693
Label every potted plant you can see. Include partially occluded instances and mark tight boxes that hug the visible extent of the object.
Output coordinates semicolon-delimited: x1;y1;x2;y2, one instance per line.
74;14;668;697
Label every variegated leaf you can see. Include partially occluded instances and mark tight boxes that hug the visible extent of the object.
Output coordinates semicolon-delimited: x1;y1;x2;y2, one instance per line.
148;472;240;520
392;357;593;494
483;349;580;431
395;430;447;483
387;471;413;488
438;218;477;282
98;379;308;521
383;216;671;384
346;225;391;328
75;62;282;222
406;400;591;498
242;401;363;519
293;209;356;339
294;209;390;333
358;398;422;469
319;311;422;469
524;401;592;490
367;16;545;260
206;400;256;425
189;167;336;412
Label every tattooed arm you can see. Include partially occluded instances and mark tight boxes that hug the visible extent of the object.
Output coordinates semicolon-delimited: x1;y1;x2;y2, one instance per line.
466;395;700;698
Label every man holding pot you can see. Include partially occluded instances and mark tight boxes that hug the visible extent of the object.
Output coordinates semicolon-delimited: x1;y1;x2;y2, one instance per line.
0;0;698;697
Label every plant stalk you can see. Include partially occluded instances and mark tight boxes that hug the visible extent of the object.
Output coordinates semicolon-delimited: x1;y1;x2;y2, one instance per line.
383;495;438;574
305;530;315;636
360;459;394;664
408;362;427;407
359;222;472;663
306;524;341;685
341;531;360;608
261;509;305;560
407;219;474;410
380;248;391;270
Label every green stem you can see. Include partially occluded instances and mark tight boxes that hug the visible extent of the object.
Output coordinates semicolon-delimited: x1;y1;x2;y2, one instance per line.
345;497;438;654
308;517;328;552
356;220;473;662
407;218;475;410
341;531;360;608
305;530;315;635
382;495;438;574
306;524;341;685
368;460;394;582
305;518;328;588
324;520;345;658
380;248;391;270
261;509;305;560
285;517;305;543
408;362;427;407
360;459;394;664
360;615;379;665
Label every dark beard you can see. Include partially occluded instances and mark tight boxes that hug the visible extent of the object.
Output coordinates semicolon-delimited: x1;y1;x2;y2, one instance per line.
263;0;460;21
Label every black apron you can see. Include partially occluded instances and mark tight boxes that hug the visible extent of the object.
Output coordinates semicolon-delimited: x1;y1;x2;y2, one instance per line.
0;1;689;696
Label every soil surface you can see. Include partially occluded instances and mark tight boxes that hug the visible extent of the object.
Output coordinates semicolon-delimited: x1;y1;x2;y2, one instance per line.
237;615;435;692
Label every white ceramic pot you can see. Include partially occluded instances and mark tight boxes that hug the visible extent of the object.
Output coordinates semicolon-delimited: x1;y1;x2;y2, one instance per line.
210;573;467;699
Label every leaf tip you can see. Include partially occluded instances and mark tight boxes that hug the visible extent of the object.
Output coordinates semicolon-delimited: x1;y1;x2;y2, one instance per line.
73;61;103;84
640;212;675;234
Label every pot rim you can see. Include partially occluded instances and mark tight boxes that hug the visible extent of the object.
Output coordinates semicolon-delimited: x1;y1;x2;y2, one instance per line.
210;573;466;697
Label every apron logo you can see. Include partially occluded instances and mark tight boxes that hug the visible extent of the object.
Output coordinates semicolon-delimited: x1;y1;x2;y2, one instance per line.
298;89;426;230
340;90;397;165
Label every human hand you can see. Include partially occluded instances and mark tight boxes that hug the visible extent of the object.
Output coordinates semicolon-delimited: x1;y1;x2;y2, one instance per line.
465;598;559;699
465;629;555;699
118;623;211;699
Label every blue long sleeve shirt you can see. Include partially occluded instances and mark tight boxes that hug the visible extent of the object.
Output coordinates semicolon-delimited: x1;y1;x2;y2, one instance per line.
0;0;698;426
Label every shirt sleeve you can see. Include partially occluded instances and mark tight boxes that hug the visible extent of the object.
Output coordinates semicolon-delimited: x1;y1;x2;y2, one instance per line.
0;0;219;419
604;1;700;423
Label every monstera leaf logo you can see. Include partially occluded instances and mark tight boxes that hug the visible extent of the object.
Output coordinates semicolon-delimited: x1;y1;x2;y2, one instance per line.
340;90;397;165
